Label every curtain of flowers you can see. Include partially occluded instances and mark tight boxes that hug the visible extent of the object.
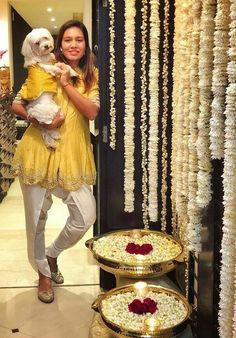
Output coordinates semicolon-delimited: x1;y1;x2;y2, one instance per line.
172;0;216;252
107;0;171;228
107;0;235;335
172;0;236;337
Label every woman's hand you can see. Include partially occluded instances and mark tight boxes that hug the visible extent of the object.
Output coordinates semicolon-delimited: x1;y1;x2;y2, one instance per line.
28;111;65;130
42;111;65;130
55;62;72;87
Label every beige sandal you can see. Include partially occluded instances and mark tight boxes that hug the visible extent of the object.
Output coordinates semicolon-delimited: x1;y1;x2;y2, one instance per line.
38;288;54;303
46;255;64;284
38;272;54;303
51;270;64;284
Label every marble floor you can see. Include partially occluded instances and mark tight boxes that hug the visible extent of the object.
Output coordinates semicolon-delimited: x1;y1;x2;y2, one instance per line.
0;179;193;338
0;178;101;338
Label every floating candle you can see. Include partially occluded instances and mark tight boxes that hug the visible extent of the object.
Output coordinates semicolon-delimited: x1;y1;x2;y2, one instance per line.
129;229;142;239
144;318;161;331
134;281;148;297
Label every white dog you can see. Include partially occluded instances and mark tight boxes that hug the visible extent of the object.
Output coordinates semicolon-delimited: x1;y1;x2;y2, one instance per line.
20;28;77;148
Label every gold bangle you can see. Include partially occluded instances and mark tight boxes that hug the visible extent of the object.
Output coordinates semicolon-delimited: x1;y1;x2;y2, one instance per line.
62;82;70;88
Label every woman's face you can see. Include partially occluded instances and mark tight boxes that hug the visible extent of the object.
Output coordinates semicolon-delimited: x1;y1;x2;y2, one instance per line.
61;26;86;67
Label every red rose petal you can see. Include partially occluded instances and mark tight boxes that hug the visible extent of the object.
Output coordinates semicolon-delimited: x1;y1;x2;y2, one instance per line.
128;297;158;315
125;243;153;255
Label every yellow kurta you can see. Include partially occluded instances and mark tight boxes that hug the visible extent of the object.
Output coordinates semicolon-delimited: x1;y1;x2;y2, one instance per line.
12;69;99;191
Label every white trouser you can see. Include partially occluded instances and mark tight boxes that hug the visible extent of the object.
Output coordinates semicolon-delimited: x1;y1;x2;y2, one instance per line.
20;180;96;277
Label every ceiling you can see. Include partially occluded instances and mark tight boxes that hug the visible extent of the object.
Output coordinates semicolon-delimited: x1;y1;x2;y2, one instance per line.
8;0;85;34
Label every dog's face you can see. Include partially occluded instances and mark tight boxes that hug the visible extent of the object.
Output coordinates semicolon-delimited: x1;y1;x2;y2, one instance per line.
22;28;54;59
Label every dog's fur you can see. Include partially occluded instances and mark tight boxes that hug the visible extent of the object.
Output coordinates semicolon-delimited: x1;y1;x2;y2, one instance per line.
21;28;76;149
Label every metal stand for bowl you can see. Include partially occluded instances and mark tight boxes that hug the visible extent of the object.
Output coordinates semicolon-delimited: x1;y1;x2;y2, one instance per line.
115;274;180;291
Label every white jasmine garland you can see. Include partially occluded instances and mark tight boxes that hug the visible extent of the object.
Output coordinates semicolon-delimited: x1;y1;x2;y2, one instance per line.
210;0;230;159
101;291;188;331
233;263;236;338
171;0;182;236
148;0;160;225
187;1;202;252
160;0;169;231
108;0;117;150
219;2;236;337
171;0;191;244
140;0;149;228
196;0;216;208
124;0;136;212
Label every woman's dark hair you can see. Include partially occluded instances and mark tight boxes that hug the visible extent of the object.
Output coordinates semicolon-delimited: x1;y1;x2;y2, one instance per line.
54;19;96;92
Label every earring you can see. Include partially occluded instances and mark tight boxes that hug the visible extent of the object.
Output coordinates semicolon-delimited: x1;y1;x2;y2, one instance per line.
60;48;63;52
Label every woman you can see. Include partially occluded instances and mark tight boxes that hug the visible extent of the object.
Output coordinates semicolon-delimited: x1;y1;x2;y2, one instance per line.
11;20;99;303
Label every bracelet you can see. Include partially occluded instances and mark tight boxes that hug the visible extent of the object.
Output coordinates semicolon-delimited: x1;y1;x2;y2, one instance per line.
62;82;70;88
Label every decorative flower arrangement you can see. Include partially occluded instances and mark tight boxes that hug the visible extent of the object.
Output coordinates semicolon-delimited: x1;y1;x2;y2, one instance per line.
147;0;160;225
101;290;188;331
196;0;216;209
140;0;148;228
0;50;8;68
210;0;230;160
125;243;153;255
124;0;136;213
161;0;169;232
218;2;236;337
108;0;117;150
128;298;157;315
187;1;203;253
93;233;182;263
171;0;192;246
171;0;216;253
0;50;7;58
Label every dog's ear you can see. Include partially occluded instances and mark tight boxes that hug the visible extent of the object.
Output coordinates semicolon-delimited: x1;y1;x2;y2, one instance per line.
21;33;36;67
21;34;33;58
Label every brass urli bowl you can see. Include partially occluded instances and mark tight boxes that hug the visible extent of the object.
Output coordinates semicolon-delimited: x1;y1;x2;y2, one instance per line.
92;284;192;338
85;229;185;278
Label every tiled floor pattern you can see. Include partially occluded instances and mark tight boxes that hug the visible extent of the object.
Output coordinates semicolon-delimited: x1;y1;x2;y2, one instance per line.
0;179;101;338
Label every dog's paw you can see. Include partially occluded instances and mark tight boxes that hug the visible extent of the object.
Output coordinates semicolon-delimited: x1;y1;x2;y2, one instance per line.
41;129;59;149
69;68;78;78
38;63;59;76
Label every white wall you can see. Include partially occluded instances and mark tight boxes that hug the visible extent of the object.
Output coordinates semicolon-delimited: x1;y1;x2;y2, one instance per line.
0;0;13;76
83;0;92;44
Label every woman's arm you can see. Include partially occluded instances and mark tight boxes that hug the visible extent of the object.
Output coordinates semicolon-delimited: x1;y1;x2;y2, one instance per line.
11;103;65;130
11;102;28;120
62;83;99;120
56;62;99;121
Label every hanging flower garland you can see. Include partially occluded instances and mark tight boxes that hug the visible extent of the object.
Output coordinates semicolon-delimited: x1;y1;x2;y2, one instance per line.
210;0;230;160
211;2;230;161
160;0;169;232
179;3;192;236
140;0;149;227
171;0;182;236
124;0;136;212
108;0;117;150
171;0;191;243
234;264;236;338
147;0;160;225
196;0;216;208
219;2;236;337
187;1;202;252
